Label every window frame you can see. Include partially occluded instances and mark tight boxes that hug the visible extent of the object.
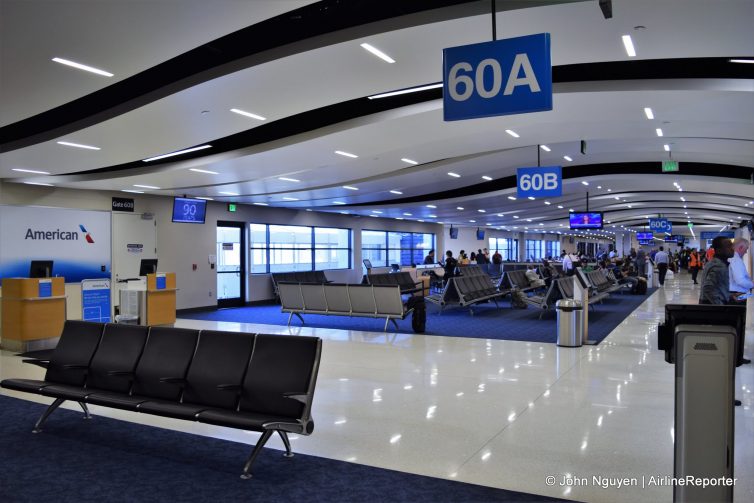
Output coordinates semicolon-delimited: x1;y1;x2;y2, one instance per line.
361;229;436;268
250;223;352;274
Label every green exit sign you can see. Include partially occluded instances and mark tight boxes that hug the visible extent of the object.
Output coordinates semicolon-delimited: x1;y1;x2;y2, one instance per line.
662;160;679;172
688;221;694;228
227;203;237;212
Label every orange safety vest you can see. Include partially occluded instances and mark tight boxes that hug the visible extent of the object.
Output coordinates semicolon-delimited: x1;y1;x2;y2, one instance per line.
706;248;715;262
689;252;699;268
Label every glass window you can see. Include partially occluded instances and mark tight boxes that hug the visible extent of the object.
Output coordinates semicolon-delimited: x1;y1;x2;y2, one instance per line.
525;239;545;261
250;224;351;273
361;230;435;268
545;240;560;259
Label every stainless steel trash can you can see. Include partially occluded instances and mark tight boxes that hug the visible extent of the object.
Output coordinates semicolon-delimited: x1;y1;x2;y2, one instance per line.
556;299;583;347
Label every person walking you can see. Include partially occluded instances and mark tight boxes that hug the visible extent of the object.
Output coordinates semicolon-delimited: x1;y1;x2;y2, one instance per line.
729;238;753;300
699;237;734;305
688;248;701;284
654;246;670;286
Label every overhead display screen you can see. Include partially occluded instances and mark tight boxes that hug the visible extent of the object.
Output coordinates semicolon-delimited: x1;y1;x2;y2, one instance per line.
636;232;653;241
172;197;207;224
569;212;603;229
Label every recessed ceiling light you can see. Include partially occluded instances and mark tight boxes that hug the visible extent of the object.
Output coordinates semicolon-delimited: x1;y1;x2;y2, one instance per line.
333;201;346;205
24;182;54;187
57;141;100;150
487;223;492;226
597;186;602;189
12;168;50;174
52;57;113;77
390;190;403;195
563;155;573;162
557;205;563;209
448;172;461;178
230;108;266;120
372;210;383;214
133;184;160;190
607;188;612;192
478;209;486;213
283;197;299;201
278;177;300;182
680;197;686;202
622;35;637;57
368;83;443;100
418;219;425;222
655;128;663;137
544;201;551;205
615;196;620;200
360;42;395;63
403;213;412;216
253;202;268;206
142;145;211;162
644;107;654;119
429;214;437;218
189;168;219;174
426;204;437;208
335;150;358;158
305;209;313;212
540;145;551;152
482;175;493;181
401;158;418;165
730;59;754;64
343;185;359;191
581;181;589;185
569;208;574;212
526;219;532;222
527;196;535;200
513;215;520;219
219;191;239;196
396;217;404;220
663;144;670;151
457;207;464;210
508;196;517;200
195;196;214;200
121;189;143;194
497;213;504;217
505;129;520;138
469;220;476;223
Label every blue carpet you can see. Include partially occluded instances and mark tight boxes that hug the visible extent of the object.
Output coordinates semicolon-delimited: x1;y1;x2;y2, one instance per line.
182;290;656;345
0;395;568;502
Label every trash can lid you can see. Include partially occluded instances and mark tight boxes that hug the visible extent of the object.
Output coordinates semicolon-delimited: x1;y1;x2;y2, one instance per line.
556;299;583;311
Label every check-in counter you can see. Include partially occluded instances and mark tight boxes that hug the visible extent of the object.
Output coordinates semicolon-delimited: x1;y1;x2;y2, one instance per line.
1;277;66;351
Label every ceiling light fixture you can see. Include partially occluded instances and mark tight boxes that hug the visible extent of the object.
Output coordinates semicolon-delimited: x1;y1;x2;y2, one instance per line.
278;177;300;182
663;144;670;151
368;83;442;100
401;158;418;165
189;168;219;174
219;191;239;196
457;207;464;210
142;144;211;162
24;182;54;187
508;196;517;200
12;168;50;174
333;201;346;205
426;204;437;209
643;107;654;119
527;196;535;200
57;141;100;150
469;220;476;223
730;59;754;64
403;213;412;216
513;215;520;219
540;145;551;152
622;35;637;57
482;175;493;181
557;205;563;209
544;201;551;205
121;189;143;194
563;155;573;162
334;150;358;158
372;210;383;214
581;181;589;185
655;128;663;137
229;108;266;120
253;202;268;206
52;57;113;77
390;190;403;195
342;185;359;191
505;129;520;138
283;197;299;201
360;43;396;63
478;209;486;213
195;196;214;201
448;172;461;178
133;184;160;190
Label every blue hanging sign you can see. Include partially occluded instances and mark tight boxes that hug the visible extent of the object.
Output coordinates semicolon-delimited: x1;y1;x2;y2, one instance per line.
443;33;552;121
700;231;735;240
649;218;672;234
516;166;562;198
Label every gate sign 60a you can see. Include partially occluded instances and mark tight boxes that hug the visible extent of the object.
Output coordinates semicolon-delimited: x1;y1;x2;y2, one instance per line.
517;166;562;198
443;33;552;121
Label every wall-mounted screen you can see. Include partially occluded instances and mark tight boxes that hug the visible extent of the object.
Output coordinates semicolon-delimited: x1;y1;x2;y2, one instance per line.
636;232;653;241
172;197;207;224
139;258;158;276
29;260;53;278
569;212;603;229
476;229;485;240
449;227;459;239
638;240;653;246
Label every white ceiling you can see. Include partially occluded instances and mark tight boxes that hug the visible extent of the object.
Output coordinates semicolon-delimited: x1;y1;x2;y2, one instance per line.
1;0;753;237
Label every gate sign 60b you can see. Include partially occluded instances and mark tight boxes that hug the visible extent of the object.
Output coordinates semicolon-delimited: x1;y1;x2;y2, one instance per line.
517;166;562;198
443;33;552;121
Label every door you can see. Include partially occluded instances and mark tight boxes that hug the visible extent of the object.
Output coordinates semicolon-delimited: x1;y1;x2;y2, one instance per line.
112;213;157;313
216;221;245;308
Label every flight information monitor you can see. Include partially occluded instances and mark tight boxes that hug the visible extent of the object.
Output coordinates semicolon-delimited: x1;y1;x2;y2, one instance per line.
172;197;207;224
569;212;603;229
636;232;653;241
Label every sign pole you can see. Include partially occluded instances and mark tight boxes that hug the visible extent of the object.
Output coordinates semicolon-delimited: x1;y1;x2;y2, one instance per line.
491;0;496;41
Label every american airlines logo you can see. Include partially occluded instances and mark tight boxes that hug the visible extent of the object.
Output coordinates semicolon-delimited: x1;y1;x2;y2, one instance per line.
24;224;95;243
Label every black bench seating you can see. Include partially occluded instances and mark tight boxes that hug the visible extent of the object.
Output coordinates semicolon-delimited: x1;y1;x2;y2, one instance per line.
558;275;609;308
1;320;322;480
500;270;539;293
452;276;506;314
425;278;461;313
587;270;626;294
522;278;564;319
364;272;423;295
271;270;330;298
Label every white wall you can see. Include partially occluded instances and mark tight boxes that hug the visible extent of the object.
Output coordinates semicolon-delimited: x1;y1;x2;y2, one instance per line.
0;180;442;308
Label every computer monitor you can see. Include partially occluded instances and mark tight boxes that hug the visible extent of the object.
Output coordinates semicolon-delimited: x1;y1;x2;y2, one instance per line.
449;227;459;239
29;260;53;278
658;304;747;365
569;212;603;229
362;259;372;270
172;197;207;224
139;258;158;276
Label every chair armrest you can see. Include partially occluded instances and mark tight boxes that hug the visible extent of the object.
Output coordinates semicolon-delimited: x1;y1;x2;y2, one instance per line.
283;392;308;404
106;370;135;377
62;364;89;369
23;359;50;369
216;384;241;391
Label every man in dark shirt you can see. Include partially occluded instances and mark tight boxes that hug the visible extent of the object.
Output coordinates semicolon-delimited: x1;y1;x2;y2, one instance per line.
442;250;458;280
700;236;734;305
424;249;436;265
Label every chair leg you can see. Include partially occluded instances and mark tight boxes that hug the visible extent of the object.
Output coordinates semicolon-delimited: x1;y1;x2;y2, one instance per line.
278;430;294;458
33;397;65;433
383;317;390;332
240;429;274;480
390;318;399;330
294;312;304;325
78;401;91;419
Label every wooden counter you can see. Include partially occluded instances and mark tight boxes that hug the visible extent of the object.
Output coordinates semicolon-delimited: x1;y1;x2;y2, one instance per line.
145;273;176;326
1;277;66;351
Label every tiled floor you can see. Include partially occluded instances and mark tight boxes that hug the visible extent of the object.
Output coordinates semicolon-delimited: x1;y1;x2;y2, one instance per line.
2;272;752;502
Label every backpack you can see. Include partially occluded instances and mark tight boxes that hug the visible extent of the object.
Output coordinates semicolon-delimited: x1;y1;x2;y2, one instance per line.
633;278;648;295
407;296;426;333
511;288;528;309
